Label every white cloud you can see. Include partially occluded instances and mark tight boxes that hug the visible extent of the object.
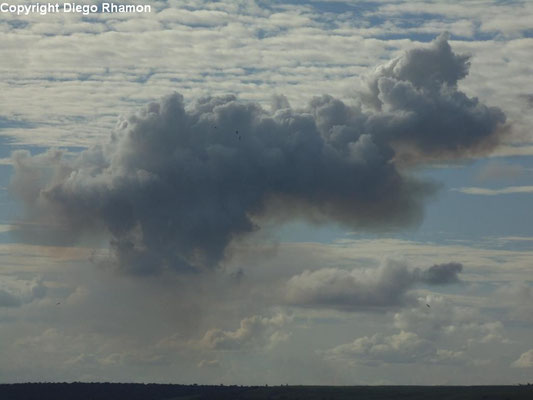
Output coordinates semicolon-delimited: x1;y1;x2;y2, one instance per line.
325;330;437;366
393;296;508;345
285;261;416;310
512;349;533;368
324;294;509;368
0;0;530;149
452;186;533;195
284;260;462;311
199;313;291;351
370;1;533;38
0;276;47;307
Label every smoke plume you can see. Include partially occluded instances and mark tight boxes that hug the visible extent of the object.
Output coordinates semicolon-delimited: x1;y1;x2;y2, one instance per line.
10;35;506;273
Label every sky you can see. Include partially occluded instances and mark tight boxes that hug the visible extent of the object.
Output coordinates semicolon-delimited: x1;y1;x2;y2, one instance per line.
0;0;533;385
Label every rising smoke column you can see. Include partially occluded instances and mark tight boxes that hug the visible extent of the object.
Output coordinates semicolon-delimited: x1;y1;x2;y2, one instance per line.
9;35;506;274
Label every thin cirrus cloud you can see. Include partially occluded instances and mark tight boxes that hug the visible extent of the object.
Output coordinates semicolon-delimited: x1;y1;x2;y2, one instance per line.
8;35;506;274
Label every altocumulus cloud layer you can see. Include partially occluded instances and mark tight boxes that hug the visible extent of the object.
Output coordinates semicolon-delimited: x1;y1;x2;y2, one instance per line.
9;35;506;273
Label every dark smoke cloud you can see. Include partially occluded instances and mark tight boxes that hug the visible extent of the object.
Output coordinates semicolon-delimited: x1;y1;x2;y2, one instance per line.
417;262;463;285
361;33;505;162
9;35;505;273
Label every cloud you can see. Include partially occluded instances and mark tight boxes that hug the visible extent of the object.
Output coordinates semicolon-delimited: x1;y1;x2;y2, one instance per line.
0;277;47;307
512;349;533;368
2;0;530;154
324;330;434;366
9;36;505;274
370;1;533;38
199;313;290;351
489;146;533;157
324;294;508;368
0;289;22;307
284;260;463;311
360;33;505;160
197;359;221;369
324;329;474;367
497;236;533;242
285;261;417;311
417;262;462;285
393;296;508;345
494;283;533;323
452;186;533;195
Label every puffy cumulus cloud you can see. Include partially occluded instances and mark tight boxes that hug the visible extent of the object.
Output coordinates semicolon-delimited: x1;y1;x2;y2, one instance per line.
285;261;416;311
324;295;509;368
0;276;47;307
393;296;508;344
199;313;291;351
512;349;533;368
9;36;506;274
284;260;463;311
361;33;505;161
324;330;444;366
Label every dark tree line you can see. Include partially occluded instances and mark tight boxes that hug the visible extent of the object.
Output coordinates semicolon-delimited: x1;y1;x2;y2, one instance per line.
1;383;533;400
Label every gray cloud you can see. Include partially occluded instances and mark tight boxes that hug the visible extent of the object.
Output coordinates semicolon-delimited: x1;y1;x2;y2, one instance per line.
361;33;505;161
494;283;533;323
9;35;505;274
285;261;463;311
519;94;533;108
417;262;463;285
0;289;22;307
